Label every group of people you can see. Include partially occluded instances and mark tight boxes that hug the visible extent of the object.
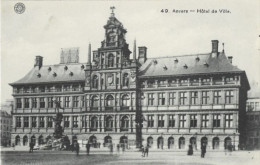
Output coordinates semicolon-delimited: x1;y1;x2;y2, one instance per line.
141;145;149;157
187;143;207;158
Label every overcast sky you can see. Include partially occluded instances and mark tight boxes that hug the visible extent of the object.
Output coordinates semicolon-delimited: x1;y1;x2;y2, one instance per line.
1;0;259;104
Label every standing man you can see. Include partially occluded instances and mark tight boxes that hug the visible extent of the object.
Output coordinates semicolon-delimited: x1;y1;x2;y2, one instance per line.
86;142;90;156
29;141;34;153
75;142;80;156
145;145;149;157
201;143;206;158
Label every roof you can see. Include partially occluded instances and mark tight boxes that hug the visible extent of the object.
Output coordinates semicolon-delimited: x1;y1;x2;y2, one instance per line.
138;52;243;78
10;63;86;85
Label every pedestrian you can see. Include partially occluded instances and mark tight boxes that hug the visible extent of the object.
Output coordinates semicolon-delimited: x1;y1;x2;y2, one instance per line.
187;144;193;155
228;144;232;155
145;145;149;157
86;142;90;156
29;141;34;153
122;143;125;154
110;143;113;155
75;142;80;156
201;143;206;158
12;143;15;150
141;145;144;157
117;144;120;154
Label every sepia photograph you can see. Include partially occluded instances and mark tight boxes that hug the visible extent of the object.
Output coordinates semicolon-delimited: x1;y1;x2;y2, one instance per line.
1;0;259;164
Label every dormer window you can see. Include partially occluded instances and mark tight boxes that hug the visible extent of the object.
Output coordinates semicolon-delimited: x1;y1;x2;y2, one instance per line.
196;57;200;61
81;65;85;69
53;72;57;77
64;66;68;70
183;64;188;69
174;58;178;63
69;72;73;76
37;73;41;78
153;60;158;65
48;67;52;71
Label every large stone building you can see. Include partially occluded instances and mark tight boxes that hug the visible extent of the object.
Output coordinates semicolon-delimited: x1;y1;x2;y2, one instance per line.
10;10;250;150
0;110;12;146
246;97;260;150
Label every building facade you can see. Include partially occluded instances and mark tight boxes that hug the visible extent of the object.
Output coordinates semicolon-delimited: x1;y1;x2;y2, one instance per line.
10;10;250;150
245;97;260;150
0;110;12;146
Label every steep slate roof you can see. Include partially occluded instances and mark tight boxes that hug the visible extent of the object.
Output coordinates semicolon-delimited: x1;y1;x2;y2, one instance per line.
138;52;243;78
10;63;86;85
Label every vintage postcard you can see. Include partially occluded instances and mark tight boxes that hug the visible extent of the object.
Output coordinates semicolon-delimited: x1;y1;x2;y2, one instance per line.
1;0;259;164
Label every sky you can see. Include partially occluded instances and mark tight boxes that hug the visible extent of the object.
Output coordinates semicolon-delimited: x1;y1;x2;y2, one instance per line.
1;0;260;104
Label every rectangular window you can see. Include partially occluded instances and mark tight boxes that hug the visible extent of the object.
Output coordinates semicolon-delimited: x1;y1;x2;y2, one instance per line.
158;115;164;127
16;98;22;108
16;117;21;127
180;92;187;105
179;115;186;128
24;98;30;108
32;98;37;108
40;98;45;108
168;115;175;127
72;85;79;91
190;115;197;127
148;93;154;106
39;117;45;128
24;87;29;93
169;92;176;105
225;114;233;128
47;117;53;128
191;92;198;105
225;90;234;104
213;91;221;104
56;85;62;92
73;96;79;107
24;117;29;128
64;85;70;92
65;97;70;108
202;91;209;104
32;117;37;128
48;97;54;108
81;116;86;128
158;93;165;105
256;102;259;110
201;114;209;128
64;116;70;128
213;114;221;128
73;116;78;128
147;115;154;127
82;96;85;107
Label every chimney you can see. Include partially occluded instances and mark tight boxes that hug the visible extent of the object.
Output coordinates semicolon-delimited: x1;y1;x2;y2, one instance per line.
87;43;91;65
138;46;147;64
133;39;136;61
34;56;43;68
211;40;219;57
228;56;233;64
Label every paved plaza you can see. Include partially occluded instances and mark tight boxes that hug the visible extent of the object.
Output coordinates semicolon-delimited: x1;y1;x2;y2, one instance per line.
1;149;260;165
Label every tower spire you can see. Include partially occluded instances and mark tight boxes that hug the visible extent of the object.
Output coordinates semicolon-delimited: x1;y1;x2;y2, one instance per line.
110;6;115;17
133;39;136;61
87;43;91;64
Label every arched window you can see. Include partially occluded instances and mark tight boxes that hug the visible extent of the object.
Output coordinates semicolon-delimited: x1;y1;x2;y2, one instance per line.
15;135;20;146
92;96;99;107
168;137;174;149
201;137;208;148
122;95;130;107
224;137;232;149
122;73;129;87
106;95;114;106
90;116;98;131
92;75;99;89
31;136;36;145
121;116;129;131
157;137;164;149
147;137;153;148
105;116;113;131
23;136;28;146
108;54;114;67
212;137;220;150
38;135;44;145
190;137;197;150
104;136;112;146
179;137;185;149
